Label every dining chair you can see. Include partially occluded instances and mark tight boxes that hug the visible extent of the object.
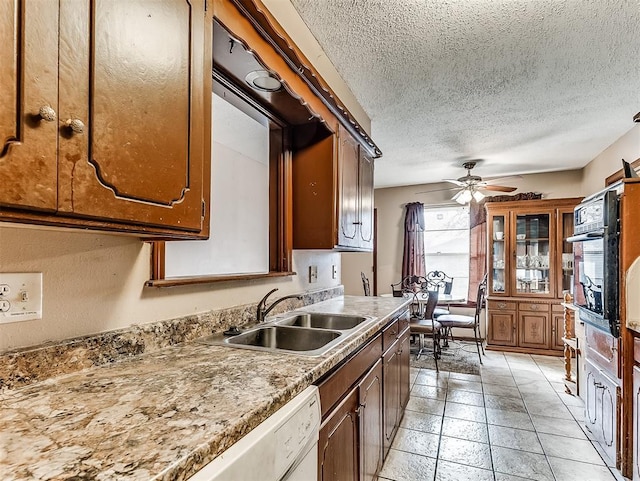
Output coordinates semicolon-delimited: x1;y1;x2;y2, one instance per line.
361;272;371;296
409;290;441;370
391;275;427;317
425;270;454;318
436;275;487;364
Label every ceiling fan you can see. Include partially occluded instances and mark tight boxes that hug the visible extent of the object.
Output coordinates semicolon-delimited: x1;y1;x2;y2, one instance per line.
418;161;518;204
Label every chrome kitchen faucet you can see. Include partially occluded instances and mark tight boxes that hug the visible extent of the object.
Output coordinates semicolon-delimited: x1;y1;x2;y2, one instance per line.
256;288;303;323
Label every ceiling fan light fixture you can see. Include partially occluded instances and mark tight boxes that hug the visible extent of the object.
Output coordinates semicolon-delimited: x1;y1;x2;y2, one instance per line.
457;189;473;204
473;190;485;202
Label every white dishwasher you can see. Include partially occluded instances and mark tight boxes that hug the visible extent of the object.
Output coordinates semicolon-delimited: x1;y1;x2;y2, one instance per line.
189;386;320;481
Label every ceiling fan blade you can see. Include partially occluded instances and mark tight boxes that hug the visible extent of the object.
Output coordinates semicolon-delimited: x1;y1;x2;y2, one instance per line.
483;174;523;184
482;185;517;193
443;179;466;186
415;186;459;195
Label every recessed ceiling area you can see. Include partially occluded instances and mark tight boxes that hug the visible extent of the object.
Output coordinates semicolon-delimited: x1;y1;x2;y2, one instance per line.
290;0;640;188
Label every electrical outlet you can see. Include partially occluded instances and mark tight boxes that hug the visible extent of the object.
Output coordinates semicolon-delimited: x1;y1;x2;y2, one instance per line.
332;265;338;279
309;265;318;283
0;273;42;323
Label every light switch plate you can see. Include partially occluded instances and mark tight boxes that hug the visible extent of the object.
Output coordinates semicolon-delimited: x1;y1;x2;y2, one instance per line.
0;273;43;323
332;265;338;279
309;265;318;283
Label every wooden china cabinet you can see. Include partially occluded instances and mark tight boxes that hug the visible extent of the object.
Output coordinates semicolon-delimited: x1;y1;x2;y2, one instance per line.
486;197;580;354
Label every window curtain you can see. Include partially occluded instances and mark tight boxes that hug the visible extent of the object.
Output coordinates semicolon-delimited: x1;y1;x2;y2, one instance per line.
402;202;426;279
467;193;543;302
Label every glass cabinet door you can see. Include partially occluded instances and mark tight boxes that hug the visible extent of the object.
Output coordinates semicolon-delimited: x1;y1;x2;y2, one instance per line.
558;209;574;297
514;213;551;295
491;215;507;294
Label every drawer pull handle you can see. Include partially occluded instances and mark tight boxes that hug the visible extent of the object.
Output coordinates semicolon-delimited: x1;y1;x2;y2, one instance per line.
38;105;56;122
531;305;539;310
498;302;506;309
64;118;85;134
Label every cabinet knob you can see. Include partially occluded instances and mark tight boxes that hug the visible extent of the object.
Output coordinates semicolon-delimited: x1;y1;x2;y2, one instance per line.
64;118;85;134
38;105;56;122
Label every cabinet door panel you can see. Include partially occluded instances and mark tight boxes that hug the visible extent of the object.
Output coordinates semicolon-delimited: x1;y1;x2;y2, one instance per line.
338;127;359;245
359;360;382;481
488;311;517;346
399;332;411;410
518;312;550;349
359;151;374;248
383;345;400;456
319;387;359;481
58;0;207;231
0;0;58;211
552;313;565;350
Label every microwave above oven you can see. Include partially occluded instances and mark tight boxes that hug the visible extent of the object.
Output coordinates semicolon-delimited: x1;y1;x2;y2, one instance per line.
567;184;621;336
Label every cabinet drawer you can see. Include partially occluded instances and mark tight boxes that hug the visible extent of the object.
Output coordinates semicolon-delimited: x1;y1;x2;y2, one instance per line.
552;303;564;312
519;303;550;313
488;300;517;311
585;324;619;379
383;320;400;352
317;333;382;419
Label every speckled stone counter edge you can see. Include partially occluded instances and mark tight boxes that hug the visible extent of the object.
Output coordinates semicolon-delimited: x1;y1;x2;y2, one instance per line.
0;286;343;390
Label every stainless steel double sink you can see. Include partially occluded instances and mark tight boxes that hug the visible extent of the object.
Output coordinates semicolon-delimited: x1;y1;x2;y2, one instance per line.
213;312;374;356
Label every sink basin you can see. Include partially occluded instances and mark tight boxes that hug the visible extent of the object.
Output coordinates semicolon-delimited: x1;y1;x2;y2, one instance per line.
276;312;371;331
224;325;343;355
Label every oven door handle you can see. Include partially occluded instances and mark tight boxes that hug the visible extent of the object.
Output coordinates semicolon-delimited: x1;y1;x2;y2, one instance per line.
566;231;604;243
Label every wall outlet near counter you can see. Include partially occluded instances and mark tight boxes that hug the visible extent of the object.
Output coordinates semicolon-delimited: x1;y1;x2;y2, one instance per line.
0;273;43;323
309;265;318;283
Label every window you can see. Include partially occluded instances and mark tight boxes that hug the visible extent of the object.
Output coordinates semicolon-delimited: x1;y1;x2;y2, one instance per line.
424;205;470;301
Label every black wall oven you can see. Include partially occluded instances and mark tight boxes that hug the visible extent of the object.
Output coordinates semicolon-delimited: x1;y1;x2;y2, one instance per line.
568;184;621;336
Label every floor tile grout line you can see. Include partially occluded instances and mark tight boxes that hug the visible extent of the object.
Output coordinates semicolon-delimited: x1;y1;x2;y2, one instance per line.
407;351;618;481
480;350;499;481
504;352;558;481
529;353;621;478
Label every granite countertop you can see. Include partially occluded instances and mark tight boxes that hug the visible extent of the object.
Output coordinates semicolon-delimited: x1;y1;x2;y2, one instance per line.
0;295;410;481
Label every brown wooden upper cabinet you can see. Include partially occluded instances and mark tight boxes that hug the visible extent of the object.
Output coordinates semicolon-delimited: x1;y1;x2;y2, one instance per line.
293;124;375;251
0;0;211;237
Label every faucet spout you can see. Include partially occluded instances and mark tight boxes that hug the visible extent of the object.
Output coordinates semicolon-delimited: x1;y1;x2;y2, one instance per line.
256;289;303;323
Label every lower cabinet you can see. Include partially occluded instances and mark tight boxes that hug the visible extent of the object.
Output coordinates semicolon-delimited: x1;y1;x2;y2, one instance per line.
383;330;410;457
317;309;410;481
487;300;518;347
359;360;383;481
518;310;550;349
399;332;411;411
318;385;360;481
585;359;620;466
487;298;564;354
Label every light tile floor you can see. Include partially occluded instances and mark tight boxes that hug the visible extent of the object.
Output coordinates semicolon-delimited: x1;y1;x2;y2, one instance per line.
379;349;622;481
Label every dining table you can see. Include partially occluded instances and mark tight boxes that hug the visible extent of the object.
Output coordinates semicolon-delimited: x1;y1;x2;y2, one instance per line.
379;292;466;317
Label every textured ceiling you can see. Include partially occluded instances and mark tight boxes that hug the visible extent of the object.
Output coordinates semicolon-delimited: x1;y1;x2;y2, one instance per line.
290;0;640;188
